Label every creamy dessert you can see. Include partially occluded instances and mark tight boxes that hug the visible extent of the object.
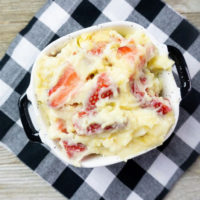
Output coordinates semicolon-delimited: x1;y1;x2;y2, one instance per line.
34;28;175;166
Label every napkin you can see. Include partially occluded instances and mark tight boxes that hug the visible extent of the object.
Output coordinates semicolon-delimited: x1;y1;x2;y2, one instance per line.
0;0;200;199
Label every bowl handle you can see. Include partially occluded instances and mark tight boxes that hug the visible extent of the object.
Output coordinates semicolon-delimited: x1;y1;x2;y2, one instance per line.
167;45;191;99
18;94;42;143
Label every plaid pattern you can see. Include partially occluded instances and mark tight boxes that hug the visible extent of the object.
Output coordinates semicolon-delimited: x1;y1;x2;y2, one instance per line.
0;0;200;199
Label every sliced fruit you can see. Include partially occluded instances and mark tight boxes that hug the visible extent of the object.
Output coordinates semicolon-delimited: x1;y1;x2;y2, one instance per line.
86;123;101;134
138;55;146;68
117;46;132;55
118;43;155;70
86;73;114;111
141;99;171;115
63;141;86;158
73;73;120;135
78;111;88;118
48;65;81;108
79;122;123;135
101;90;113;98
104;124;116;131
129;75;171;115
151;99;172;115
56;118;68;134
117;45;138;56
129;76;145;98
88;42;106;55
140;76;146;84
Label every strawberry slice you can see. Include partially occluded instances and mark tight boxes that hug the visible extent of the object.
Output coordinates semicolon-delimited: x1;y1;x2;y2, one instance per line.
118;44;155;70
73;73;119;135
117;45;138;56
117;46;132;55
74;115;126;135
101;90;113;98
88;42;106;55
129;75;171;115
86;123;101;134
86;73;113;111
141;99;171;115
104;123;118;131
117;45;141;67
78;111;87;118
150;100;171;115
129;76;144;98
83;123;121;135
90;47;102;55
48;66;80;108
138;55;146;68
63;141;86;158
56;118;68;134
140;76;146;84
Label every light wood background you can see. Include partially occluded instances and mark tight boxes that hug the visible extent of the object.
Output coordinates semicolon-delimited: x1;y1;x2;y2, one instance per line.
0;0;200;199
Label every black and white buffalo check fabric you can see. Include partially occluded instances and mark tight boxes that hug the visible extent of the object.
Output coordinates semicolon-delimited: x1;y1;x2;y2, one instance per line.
0;0;200;199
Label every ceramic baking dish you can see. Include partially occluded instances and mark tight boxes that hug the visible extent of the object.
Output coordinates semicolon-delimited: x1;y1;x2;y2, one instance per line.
18;21;191;167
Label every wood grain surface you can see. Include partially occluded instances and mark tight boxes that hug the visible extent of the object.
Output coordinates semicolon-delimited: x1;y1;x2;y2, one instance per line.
0;0;200;199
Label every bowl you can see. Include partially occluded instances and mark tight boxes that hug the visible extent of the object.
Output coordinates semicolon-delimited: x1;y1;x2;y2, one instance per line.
18;21;191;167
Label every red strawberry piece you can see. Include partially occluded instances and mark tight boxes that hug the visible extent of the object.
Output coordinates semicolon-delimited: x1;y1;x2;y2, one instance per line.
129;76;135;92
136;90;145;98
48;66;80;108
140;76;146;84
88;42;106;55
117;45;138;59
87;90;99;110
74;120;124;135
117;46;132;55
86;73;113;111
129;76;145;98
56;118;68;134
78;111;87;118
129;74;171;115
86;123;119;134
74;73;117;135
101;89;113;98
151;100;171;115
160;104;171;115
63;141;86;158
104;125;113;130
86;123;101;134
138;55;146;68
97;73;110;87
104;123;117;131
90;47;102;55
141;99;171;115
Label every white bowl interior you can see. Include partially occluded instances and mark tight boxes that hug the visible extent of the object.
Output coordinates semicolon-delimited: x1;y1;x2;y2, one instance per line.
26;21;181;168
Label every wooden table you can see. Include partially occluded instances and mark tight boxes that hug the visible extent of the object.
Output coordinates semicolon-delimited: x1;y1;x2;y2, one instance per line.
0;0;199;199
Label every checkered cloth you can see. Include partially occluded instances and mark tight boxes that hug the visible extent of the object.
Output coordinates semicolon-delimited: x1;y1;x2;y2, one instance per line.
0;0;200;199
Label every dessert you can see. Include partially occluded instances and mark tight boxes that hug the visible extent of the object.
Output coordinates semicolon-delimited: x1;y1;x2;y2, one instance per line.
34;28;175;166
